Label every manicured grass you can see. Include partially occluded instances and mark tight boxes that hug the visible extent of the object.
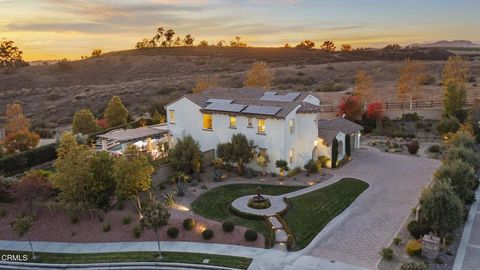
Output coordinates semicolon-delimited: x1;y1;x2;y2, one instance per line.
283;178;369;250
191;184;304;240
0;250;252;269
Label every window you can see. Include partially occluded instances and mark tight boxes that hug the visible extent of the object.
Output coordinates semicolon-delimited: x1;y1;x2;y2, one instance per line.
169;110;175;124
289;119;295;134
203;114;213;130
289;148;294;164
247;118;253;128
257;119;266;134
229;116;237;128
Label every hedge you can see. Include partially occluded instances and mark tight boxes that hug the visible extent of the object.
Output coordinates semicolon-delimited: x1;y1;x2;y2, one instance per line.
0;143;57;176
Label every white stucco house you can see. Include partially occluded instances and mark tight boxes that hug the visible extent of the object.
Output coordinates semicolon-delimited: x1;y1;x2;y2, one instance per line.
165;88;363;173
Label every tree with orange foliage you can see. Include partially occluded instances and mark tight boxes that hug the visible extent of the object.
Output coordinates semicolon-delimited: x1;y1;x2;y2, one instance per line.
321;41;336;52
443;56;468;86
367;101;385;132
397;59;427;109
4;130;40;153
338;95;363;120
341;44;352;52
354;70;375;105
192;76;219;93
243;61;273;89
5;103;30;135
15;170;53;215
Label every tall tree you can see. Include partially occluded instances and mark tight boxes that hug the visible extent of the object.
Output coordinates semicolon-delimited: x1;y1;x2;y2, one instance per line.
4;130;39;153
295;40;315;49
243;61;273;89
338;95;363;120
11;215;36;259
321;41;336;52
341;44;352;52
354;70;375;105
153;27;165;46
114;144;154;219
443;82;466;118
104;96;129;127
89;151;116;209
91;49;102;58
434;159;476;203
163;29;176;47
141;202;170;259
169;135;203;174
192;76;219;93
216;134;255;175
72;109;99;134
230;36;247;47
443;56;468;86
4;103;30;135
0;40;28;73
183;34;195;46
420;180;464;245
397;59;427;109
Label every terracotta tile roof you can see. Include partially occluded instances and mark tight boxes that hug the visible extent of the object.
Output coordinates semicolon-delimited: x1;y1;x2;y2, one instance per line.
318;117;364;143
179;88;319;118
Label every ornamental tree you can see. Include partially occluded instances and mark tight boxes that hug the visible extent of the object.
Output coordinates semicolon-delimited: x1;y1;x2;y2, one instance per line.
141;202;170;259
4;130;40;153
354;70;375;105
4;103;30;135
15;170;53;215
275;159;289;177
114;144;154;219
104;96;129;127
338;95;363;120
89;151;116;209
434;159;476;203
420;180;463;245
243;61;273;89
442;81;466;118
367;101;385;132
72;109;99;134
217;134;255;175
169;135;203;174
397;59;427;108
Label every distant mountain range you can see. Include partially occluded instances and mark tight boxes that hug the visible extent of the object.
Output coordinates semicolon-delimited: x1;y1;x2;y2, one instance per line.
409;40;480;48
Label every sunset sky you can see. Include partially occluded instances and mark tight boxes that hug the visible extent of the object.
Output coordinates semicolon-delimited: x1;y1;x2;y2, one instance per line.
1;0;479;61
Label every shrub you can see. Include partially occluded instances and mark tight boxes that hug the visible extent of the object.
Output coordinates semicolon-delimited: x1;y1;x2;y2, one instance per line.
248;197;271;209
182;218;196;230
401;261;429;270
202;229;214;240
402;113;420;121
287;166;301;177
407;220;430;239
435;160;476;202
405;240;422;256
122;216;132;225
448;131;476;149
428;145;441;153
317;156;330;168
70;215;79;224
0;208;6;218
379;247;394;261
304;159;319;176
436;117;460;135
0;143;57;176
102;222;111;232
167;227;179;238
133;225;142;238
393;237;402;245
222;221;235;232
244;229;258;241
445;146;480;170
407;141;419;154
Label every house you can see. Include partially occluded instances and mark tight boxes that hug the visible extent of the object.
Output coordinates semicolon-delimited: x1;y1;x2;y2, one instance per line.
165;88;363;173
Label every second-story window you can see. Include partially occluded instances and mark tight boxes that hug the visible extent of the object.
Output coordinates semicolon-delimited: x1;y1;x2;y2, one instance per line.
247;118;253;128
229;116;237;128
169;110;175;124
203;114;213;130
258;119;266;134
289;119;295;134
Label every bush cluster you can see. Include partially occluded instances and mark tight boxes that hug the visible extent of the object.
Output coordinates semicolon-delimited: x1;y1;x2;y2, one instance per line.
379;247;393;260
407;220;430;239
0;143;57;176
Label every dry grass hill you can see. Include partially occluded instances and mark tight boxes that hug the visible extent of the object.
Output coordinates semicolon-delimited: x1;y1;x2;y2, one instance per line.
0;46;479;130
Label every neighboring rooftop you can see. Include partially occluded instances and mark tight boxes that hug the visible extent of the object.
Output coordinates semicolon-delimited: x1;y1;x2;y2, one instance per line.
318;117;364;144
98;126;168;142
172;88;321;118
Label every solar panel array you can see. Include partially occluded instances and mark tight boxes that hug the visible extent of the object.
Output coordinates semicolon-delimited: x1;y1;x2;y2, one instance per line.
204;102;246;112
260;92;300;102
242;105;281;116
206;98;233;103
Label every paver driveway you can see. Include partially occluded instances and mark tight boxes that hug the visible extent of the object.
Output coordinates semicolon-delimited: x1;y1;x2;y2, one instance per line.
302;146;441;269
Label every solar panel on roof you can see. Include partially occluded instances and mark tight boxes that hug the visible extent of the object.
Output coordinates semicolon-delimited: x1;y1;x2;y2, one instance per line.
243;105;281;116
260;92;300;102
206;98;233;103
204;102;246;112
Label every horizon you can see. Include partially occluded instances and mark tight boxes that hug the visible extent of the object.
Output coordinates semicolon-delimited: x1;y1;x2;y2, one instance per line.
1;0;480;61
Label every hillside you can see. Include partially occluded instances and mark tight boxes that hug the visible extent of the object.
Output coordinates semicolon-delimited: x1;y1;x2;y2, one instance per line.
2;46;479;130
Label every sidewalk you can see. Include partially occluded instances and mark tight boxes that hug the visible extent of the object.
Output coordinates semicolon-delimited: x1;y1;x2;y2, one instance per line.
0;240;370;270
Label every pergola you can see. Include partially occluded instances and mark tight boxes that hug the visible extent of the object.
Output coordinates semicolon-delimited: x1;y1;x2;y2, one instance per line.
97;126;169;152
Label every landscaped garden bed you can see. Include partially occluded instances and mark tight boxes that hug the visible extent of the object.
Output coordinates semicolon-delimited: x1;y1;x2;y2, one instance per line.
0;250;252;269
282;178;369;250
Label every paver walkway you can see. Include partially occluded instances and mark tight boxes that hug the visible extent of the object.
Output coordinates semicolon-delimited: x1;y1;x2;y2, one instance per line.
0;240;369;270
452;188;480;270
301;147;440;268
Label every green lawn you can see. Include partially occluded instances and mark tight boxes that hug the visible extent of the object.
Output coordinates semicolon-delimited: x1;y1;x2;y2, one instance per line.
283;178;369;250
191;184;304;240
0;251;252;269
